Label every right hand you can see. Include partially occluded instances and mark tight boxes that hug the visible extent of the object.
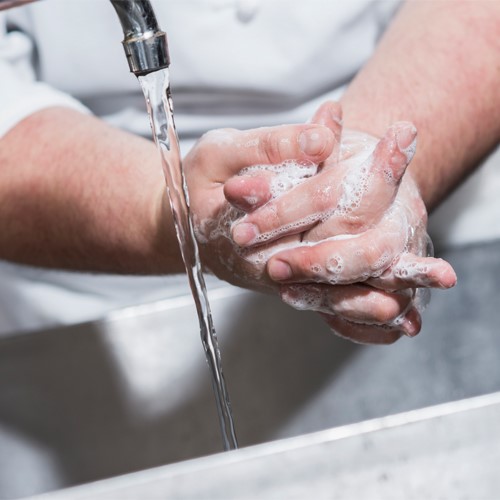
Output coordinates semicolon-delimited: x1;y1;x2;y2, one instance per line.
224;102;457;344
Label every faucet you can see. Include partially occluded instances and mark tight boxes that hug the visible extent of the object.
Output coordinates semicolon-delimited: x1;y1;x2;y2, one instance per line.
0;0;170;76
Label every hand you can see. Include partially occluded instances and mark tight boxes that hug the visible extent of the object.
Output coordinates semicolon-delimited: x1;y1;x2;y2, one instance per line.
184;123;335;292
224;102;457;343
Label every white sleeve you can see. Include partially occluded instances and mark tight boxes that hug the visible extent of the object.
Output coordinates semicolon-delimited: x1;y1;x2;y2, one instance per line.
0;13;90;139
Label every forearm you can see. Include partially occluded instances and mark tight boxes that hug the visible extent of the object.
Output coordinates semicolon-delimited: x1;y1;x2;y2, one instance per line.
341;0;500;210
0;107;183;274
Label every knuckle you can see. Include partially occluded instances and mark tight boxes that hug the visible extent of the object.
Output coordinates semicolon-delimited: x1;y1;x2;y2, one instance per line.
260;129;290;164
294;247;323;280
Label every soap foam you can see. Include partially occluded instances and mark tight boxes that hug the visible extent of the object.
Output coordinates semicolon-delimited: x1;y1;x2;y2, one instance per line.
241;159;318;199
281;285;323;311
199;129;434;325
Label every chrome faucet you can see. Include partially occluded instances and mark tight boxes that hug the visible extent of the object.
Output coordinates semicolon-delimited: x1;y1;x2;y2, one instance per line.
0;0;170;76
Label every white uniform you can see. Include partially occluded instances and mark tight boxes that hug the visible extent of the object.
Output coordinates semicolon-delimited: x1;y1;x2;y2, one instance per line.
0;0;497;335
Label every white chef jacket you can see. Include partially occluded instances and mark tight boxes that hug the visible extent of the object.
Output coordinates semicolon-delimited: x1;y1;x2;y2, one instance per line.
0;0;497;335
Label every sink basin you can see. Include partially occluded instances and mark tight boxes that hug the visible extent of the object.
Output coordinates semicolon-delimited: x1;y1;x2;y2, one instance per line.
31;392;500;500
1;239;500;498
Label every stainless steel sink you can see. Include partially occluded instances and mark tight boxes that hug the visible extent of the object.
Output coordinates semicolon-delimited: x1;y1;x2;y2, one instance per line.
31;392;500;500
1;239;500;498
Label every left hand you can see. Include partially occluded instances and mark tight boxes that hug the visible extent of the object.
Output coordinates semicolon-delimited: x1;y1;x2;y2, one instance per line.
184;122;335;292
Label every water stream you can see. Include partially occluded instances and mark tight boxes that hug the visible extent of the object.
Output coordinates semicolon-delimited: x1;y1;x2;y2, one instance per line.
139;69;238;451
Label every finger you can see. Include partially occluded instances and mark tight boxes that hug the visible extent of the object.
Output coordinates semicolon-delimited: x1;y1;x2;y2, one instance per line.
318;313;407;345
319;306;421;344
306;121;417;240
228;102;343;243
267;225;404;285
309;101;343;169
280;283;413;324
197;124;334;180
224;159;319;213
369;253;458;290
224;102;343;216
231;165;344;246
224;172;275;212
268;231;455;290
231;122;417;247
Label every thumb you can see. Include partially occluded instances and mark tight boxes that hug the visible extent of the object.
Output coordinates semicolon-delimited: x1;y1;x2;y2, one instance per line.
204;124;334;180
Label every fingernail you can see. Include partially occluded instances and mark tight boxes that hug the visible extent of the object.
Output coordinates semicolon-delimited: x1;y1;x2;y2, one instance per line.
299;127;326;157
401;308;421;337
395;123;417;151
232;222;259;246
268;259;293;281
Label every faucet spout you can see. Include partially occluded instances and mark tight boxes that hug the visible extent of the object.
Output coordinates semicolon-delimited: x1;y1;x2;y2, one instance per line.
109;0;170;76
0;0;170;76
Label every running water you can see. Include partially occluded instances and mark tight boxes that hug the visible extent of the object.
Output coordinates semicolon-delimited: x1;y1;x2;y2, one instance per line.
139;69;238;451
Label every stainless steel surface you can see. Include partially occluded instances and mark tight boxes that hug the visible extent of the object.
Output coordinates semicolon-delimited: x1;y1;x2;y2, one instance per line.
1;240;500;499
110;0;170;76
31;392;500;499
0;0;170;76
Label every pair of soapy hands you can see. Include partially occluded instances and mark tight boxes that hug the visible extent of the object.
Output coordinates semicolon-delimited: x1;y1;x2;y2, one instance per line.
185;101;457;344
